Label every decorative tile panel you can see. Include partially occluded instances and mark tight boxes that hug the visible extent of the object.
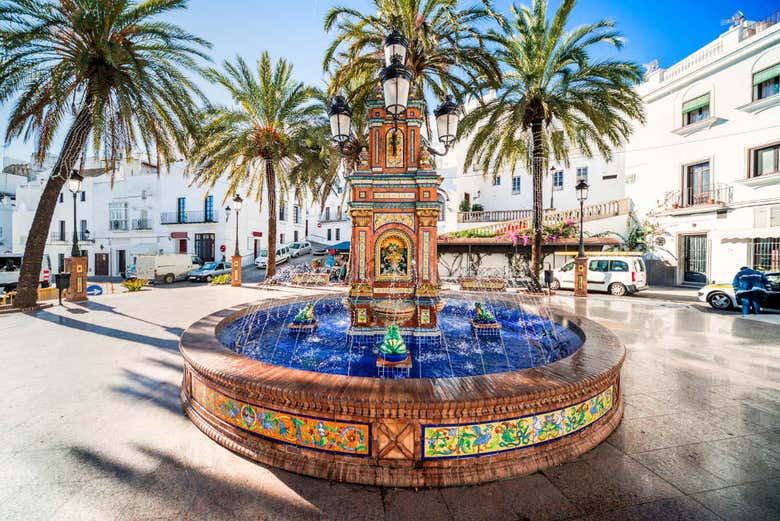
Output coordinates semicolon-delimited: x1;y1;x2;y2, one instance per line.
374;213;415;231
422;231;430;280
192;378;370;457
358;231;366;279
422;386;613;459
373;192;416;200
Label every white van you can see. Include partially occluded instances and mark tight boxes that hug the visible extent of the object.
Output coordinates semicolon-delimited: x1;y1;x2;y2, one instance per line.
0;253;52;292
125;254;202;284
550;255;648;296
254;246;291;268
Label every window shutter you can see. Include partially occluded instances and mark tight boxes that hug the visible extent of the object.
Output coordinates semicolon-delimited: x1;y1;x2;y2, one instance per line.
682;93;710;113
753;64;780;86
770;205;780;227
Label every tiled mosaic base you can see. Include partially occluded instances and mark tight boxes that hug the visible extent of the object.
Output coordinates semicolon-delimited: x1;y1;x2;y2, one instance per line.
192;377;370;456
422;386;614;459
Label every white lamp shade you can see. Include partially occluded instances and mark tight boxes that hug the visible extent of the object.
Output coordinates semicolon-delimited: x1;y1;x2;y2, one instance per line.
381;59;412;116
233;195;243;212
433;95;459;145
67;171;83;193
384;30;408;66
329;113;352;143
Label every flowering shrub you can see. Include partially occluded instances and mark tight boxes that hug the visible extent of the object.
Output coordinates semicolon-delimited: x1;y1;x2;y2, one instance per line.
122;279;149;292
210;274;231;285
502;220;578;246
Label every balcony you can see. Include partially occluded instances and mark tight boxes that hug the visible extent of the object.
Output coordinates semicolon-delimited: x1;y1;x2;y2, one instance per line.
160;211;219;225
662;183;733;213
109;219;129;231
458;209;532;223
49;231;67;242
132;219;152;230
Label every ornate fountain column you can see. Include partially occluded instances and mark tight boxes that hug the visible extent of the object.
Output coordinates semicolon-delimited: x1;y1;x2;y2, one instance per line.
347;96;442;347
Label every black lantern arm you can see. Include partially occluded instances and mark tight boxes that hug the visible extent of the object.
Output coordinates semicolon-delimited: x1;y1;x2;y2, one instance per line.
335;134;362;157
425;142;451;157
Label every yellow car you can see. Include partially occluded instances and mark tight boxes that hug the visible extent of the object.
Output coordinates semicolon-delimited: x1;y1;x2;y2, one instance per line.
698;272;780;311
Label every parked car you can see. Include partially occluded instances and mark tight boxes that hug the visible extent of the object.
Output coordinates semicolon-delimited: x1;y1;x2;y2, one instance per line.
254;246;291;268
698;272;780;311
0;252;52;292
550;256;648;296
289;241;312;258
125;254;202;284
188;261;232;282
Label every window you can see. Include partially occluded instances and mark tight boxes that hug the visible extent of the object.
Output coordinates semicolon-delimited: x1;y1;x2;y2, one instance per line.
194;233;215;262
753;64;780;101
682;93;711;125
58;220;66;241
293;205;300;224
293;230;299;242
204;195;214;222
280;233;285;244
177;197;186;223
324;207;331;221
609;260;629;272
327;229;332;241
80;191;86;202
58;253;65;273
589;260;609;272
575;167;588;183
491;175;501;186
109;201;129;230
753;238;780;271
80;219;87;241
59;193;64;203
752;143;779;178
437;194;446;221
685;161;711;206
511;176;521;194
279;202;287;221
553;171;564;191
560;262;575;272
336;229;341;241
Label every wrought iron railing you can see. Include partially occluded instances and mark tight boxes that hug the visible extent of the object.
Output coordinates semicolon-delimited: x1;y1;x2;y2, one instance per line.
160;210;219;224
49;231;67;242
743;11;780;39
109;219;128;231
132;219;152;230
662;183;733;210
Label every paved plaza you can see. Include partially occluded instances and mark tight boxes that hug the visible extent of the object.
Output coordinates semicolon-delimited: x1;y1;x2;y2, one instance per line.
1;285;778;520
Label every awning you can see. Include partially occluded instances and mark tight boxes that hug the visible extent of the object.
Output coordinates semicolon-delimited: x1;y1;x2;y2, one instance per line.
331;241;351;252
716;227;780;240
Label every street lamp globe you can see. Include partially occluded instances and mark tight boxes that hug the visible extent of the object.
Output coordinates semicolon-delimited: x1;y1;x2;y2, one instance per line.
575;179;589;202
224;205;231;222
67;171;83;193
383;29;408;66
434;95;459;146
233;193;243;212
380;56;413;117
328;96;352;144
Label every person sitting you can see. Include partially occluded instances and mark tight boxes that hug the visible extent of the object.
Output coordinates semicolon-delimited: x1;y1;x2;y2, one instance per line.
732;266;769;315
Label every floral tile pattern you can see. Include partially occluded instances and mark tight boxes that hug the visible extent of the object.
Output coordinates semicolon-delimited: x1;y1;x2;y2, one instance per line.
422;385;614;459
192;378;370;456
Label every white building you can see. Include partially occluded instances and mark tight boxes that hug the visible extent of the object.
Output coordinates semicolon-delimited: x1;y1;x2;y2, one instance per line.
626;16;780;285
9;155;313;277
308;178;351;247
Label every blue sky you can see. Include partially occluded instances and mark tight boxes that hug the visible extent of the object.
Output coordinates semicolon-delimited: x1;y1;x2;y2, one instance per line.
1;0;775;162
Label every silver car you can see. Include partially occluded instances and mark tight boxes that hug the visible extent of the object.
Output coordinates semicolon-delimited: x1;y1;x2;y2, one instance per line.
289;241;312;258
188;261;232;282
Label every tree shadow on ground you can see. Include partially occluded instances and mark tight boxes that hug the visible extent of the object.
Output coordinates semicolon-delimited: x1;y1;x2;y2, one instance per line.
69;444;385;521
74;300;185;337
111;368;183;416
31;310;180;352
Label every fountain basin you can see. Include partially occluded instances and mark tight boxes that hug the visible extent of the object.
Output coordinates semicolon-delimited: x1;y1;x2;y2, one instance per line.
180;292;625;487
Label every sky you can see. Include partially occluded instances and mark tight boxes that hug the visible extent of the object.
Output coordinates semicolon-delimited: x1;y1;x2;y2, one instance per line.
0;0;776;163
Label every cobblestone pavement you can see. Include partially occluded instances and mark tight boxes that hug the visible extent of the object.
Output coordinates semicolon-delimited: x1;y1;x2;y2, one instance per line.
1;285;778;520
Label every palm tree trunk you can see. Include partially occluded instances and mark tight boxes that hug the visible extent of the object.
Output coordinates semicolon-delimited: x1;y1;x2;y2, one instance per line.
530;119;545;284
14;104;93;308
265;159;277;280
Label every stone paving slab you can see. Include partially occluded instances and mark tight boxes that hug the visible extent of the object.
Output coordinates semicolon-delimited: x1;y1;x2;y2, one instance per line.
0;284;778;520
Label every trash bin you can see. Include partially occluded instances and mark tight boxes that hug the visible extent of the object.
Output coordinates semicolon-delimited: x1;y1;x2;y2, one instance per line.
543;269;553;287
54;272;71;305
54;272;71;290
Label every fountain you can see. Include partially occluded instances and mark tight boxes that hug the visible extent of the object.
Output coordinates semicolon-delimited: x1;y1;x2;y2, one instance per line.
179;87;625;487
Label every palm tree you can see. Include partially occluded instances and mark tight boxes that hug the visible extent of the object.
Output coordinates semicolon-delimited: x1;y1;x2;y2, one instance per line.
459;0;644;282
189;53;319;279
0;0;209;308
323;0;500;140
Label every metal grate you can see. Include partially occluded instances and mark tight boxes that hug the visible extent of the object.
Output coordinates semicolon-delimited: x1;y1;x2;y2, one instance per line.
753;238;780;271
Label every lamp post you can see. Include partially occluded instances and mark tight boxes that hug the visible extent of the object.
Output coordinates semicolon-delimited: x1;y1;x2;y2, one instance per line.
67;170;83;257
65;170;87;302
327;30;460;158
226;194;243;287
574;179;589;297
549;166;557;209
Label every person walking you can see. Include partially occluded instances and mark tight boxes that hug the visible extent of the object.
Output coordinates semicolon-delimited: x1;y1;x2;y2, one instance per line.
732;266;769;315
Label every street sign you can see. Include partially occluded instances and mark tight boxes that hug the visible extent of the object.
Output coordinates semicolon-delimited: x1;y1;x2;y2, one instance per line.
86;284;103;296
219;244;226;253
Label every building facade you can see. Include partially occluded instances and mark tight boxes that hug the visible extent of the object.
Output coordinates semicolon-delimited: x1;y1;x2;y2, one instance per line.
626;17;780;285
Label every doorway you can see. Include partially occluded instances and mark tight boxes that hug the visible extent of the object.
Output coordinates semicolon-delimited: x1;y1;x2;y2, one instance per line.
194;233;215;262
95;253;109;276
117;250;126;276
682;234;707;285
254;238;260;259
178;239;187;254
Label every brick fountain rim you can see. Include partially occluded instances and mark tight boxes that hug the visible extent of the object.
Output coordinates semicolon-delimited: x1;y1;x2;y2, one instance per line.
179;291;625;487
